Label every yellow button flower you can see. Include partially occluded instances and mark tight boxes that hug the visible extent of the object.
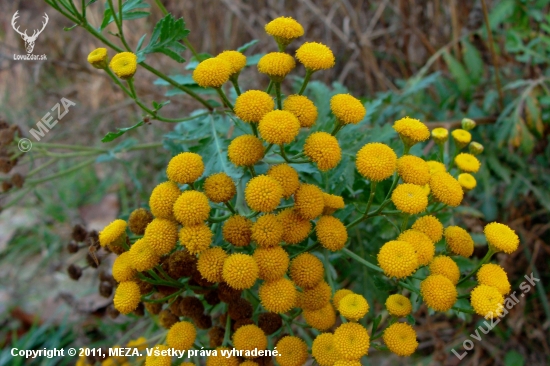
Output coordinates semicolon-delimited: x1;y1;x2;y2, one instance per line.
245;175;283;212
197;246;227;282
294;183;325;220
411;215;443;243
222;215;252;247
283;94;318;127
429;171;464;207
398;229;435;266
192;57;232;88
377;240;418;279
88;48;108;69
265;16;304;46
455;153;481;173
276;336;309;366
356;143;397;182
166;321;196;351
315;215;348;252
470;284;504;319
391;184;429;214
431;127;449;144
258;110;300;145
234;90;274;123
393;116;430;147
113;281;141;314
149;181;181;219
296;42;335;71
304;131;342;171
166;152;204;185
216;50;246;75
452;129;472;149
203;172;236;203
397;155;431;185
290;253;324;289
267;164;300;199
303;302;336;331
173;190;211;226
251;213;284;247
330;94;366;125
109;52;137;79
458;173;477;191
421;274;457;311
253;246;289;281
333;322;370;360
477;263;511;295
278;208;312;244
385;294;412;317
444;226;474;257
179;223;213;255
484;222;519;254
228;134;265;167
383;323;418;357
259;277;297;313
258;52;296;81
338;293;369;321
233;324;267;358
312;333;340;366
222;253;259;290
428;255;460;285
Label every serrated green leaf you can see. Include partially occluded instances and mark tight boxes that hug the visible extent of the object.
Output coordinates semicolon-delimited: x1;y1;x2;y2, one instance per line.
139;14;190;63
488;0;515;31
237;39;259;52
462;39;484;84
101;120;144;142
442;51;471;95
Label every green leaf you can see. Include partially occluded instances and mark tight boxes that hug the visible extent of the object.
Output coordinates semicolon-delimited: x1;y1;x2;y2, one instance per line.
371;314;382;334
101;120;145;142
185;53;213;70
138;14;190;63
461;39;484;84
442;51;472;95
245;53;264;66
237;39;259;52
372;274;396;292
406;314;416;325
99;0;150;31
488;0;515;31
504;351;525;366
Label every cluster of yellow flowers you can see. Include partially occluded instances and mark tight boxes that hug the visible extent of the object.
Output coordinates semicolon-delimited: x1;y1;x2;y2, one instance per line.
88;14;521;366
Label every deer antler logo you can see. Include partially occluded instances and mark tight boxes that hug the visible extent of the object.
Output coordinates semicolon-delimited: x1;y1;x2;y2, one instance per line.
11;11;49;54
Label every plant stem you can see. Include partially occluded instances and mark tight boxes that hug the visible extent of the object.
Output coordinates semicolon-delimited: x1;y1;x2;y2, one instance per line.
341;248;384;273
453;306;475;314
480;0;504;110
457;249;495;286
298;69;313;95
250;122;259;137
248;165;257;177
153;0;169;15
264;143;274;156
331;121;344;136
224;201;237;215
222;306;232;346
230;77;242;96
400;214;410;232
26;157;96;184
216;88;234;110
274;82;282;109
266;80;273;94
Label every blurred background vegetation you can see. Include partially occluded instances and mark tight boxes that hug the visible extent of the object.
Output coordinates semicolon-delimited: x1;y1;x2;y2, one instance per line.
0;0;549;365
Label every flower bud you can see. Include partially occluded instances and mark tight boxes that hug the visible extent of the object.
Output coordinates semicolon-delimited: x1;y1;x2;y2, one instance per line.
67;264;82;280
99;281;113;298
461;118;476;131
431;128;449;144
87;48;108;69
67;240;80;253
469;141;484;155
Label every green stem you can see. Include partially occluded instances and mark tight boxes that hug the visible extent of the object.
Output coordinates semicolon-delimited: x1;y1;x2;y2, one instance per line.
222;306;232;346
341;248;384;273
398;281;420;295
250;123;259;137
230;77;242;96
452;306;475;314
274;82;282;109
142;289;183;303
107;0;132;51
248;165;257;177
438;142;445;164
224;201;237;215
331;121;344;136
365;182;377;216
384;174;400;202
457;249;495;286
298;69;313;95
154;0;169;15
400;214;410;232
324;250;335;295
264;143;274;156
26;158;96;184
290;242;320;259
266;80;273;94
216;88;234;110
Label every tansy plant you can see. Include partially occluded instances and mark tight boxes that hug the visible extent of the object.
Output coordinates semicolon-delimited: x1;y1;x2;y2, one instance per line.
44;1;522;365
